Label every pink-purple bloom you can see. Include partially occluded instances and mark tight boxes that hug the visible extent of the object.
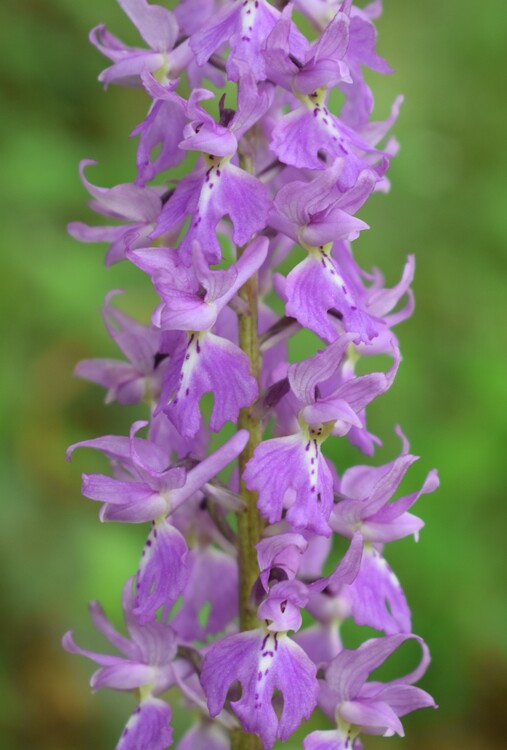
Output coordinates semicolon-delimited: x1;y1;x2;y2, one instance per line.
202;629;318;749
64;1;438;748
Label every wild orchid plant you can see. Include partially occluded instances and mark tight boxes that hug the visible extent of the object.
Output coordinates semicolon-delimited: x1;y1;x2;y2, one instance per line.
64;1;440;748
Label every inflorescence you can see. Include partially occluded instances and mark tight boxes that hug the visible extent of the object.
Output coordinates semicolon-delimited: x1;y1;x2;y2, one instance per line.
64;1;439;748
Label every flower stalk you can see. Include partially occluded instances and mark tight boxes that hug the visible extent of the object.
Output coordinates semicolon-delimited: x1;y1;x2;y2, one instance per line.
63;2;439;749
236;258;265;633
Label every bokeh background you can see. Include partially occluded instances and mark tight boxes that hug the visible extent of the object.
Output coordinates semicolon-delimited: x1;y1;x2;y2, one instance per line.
1;0;506;748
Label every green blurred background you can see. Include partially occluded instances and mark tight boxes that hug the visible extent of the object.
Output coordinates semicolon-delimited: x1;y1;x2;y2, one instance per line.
1;0;506;748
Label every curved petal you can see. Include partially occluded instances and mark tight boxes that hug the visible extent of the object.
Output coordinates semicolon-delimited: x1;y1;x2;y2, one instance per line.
339;698;404;736
119;0;179;52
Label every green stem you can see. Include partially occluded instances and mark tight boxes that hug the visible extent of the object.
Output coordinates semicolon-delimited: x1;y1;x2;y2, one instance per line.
236;248;264;630
233;244;264;750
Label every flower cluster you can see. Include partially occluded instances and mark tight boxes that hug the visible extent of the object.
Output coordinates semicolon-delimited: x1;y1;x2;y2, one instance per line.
64;1;439;748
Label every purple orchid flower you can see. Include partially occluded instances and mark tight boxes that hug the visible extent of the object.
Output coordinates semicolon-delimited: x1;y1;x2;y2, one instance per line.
189;0;307;82
274;247;412;350
270;87;401;189
328;433;439;633
289;1;392;130
75;290;163;405
68;160;164;265
130;236;268;332
264;4;351;95
63;578;184;750
142;71;273;263
159;330;258;439
269;159;373;247
128;237;268;438
244;426;336;536
245;335;396;534
332;432;440;544
68;423;248;621
269;161;387;343
304;634;436;748
201;628;318;749
89;0;192;88
269;92;370;175
255;531;362;635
